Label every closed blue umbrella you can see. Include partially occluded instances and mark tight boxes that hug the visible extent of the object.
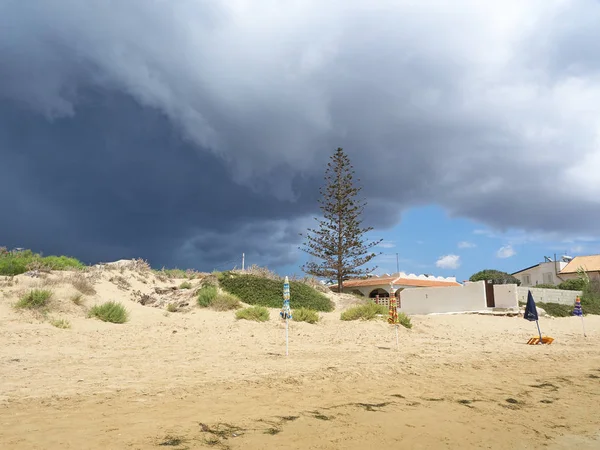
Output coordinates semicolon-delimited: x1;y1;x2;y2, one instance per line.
280;276;292;356
524;290;545;344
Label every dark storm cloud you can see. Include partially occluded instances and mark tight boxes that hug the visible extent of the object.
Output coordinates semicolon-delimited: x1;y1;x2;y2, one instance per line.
1;0;600;269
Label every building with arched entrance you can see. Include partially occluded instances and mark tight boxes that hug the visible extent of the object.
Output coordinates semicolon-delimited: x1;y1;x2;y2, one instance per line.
332;273;461;307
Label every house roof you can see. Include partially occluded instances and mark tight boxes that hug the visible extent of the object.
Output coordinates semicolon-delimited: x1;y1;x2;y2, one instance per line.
511;263;540;275
559;255;600;274
341;275;461;288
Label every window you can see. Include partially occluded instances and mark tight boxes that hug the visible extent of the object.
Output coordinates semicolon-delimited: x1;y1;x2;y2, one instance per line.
522;275;531;286
543;272;553;284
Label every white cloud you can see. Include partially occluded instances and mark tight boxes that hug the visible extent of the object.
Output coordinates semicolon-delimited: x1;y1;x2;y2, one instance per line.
436;254;461;270
496;245;516;258
377;240;396;249
458;241;476;249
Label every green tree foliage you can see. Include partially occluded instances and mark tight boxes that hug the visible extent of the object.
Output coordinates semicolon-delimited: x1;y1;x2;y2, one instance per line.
557;278;585;291
469;269;521;285
299;148;381;292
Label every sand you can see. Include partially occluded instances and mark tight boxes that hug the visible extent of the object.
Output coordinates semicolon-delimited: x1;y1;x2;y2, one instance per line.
1;264;599;449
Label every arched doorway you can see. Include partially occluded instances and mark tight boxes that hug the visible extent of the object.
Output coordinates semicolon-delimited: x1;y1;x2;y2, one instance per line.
369;288;389;299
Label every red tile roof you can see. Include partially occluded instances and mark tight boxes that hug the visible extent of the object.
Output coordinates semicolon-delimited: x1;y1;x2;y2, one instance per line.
341;275;460;288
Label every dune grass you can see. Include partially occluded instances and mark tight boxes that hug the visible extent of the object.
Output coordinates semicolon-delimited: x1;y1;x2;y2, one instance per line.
235;306;270;322
50;318;71;329
293;307;320;324
179;281;193;289
69;274;96;295
210;293;242;311
15;289;53;310
88;301;129;324
71;293;84;306
397;312;413;329
340;302;388;321
197;286;218;307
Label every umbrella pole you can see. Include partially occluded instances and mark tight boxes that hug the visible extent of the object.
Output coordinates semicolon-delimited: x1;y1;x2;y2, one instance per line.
286;318;289;356
535;320;543;344
395;324;399;351
581;315;587;337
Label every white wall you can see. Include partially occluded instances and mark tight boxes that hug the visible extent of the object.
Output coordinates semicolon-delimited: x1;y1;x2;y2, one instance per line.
399;281;486;315
517;287;582;306
493;284;518;309
513;261;567;287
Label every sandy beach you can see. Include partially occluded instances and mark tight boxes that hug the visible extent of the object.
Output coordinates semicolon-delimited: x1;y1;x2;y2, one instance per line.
1;266;599;449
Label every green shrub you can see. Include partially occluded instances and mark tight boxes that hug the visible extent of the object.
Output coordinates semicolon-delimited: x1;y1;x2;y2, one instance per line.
39;255;85;271
211;293;242;311
581;280;600;315
16;289;53;309
397;312;413;329
166;303;178;312
293;307;320;324
535;302;573;318
534;284;557;289
219;273;334;312
235;306;270;322
179;281;192;289
89;301;129;324
557;278;586;291
197;286;218;307
0;249;85;276
340;302;388;321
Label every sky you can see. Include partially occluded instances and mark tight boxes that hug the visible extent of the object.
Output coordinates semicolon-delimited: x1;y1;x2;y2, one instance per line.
2;0;600;279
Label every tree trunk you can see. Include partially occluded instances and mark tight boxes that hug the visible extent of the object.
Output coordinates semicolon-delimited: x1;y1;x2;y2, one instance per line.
337;275;343;293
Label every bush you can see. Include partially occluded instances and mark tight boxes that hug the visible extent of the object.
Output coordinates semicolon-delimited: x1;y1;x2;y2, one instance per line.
89;301;129;324
197;286;218;307
581;279;600;315
235;306;270;322
166;303;178;312
0;249;84;276
179;281;192;289
397;312;413;329
210;293;242;311
16;289;53;309
536;302;573;318
534;284;557;289
340;302;388;321
38;255;85;271
557;278;585;291
219;273;334;312
293;307;320;324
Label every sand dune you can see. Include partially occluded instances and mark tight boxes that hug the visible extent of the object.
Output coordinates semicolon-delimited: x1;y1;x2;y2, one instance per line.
1;264;599;449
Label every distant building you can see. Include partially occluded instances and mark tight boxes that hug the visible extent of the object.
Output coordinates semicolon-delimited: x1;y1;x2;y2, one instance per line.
511;256;569;286
558;255;600;281
332;272;461;301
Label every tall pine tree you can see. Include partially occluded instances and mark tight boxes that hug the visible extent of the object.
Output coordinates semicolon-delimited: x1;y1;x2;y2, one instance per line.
300;148;382;292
